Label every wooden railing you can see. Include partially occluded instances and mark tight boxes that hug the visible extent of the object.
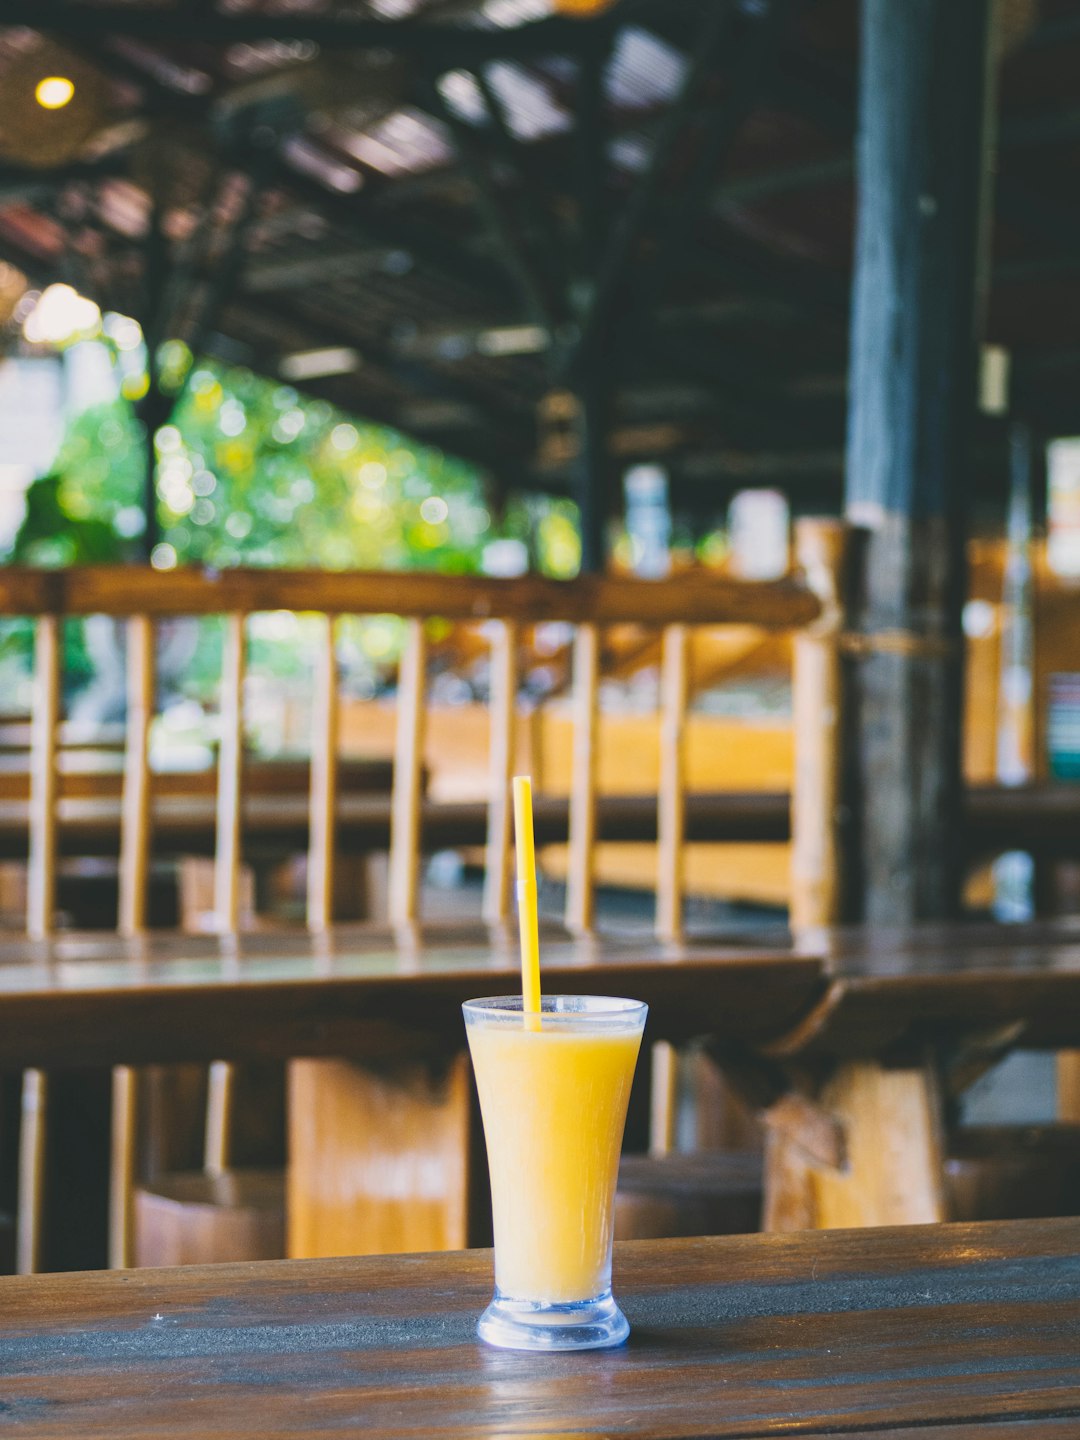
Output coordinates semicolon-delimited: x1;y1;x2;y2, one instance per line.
0;517;845;1272
0;538;834;944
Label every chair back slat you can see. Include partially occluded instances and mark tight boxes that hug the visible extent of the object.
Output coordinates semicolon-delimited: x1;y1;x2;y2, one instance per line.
482;620;518;925
16;1068;48;1275
108;1065;139;1269
203;1062;234;1179
388;618;427;926
306;614;339;933
649;1041;679;1158
656;622;689;942
27;616;60;941
565;621;600;935
214;613;246;934
118;616;155;937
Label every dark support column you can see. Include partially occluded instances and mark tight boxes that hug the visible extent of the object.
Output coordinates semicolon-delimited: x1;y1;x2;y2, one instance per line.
843;0;997;921
572;37;611;576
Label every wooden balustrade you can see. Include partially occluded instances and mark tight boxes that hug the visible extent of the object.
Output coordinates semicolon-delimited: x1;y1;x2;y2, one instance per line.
0;552;834;1272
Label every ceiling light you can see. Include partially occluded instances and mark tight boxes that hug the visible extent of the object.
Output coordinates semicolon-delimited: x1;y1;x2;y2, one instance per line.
476;324;549;356
279;347;360;381
35;76;75;110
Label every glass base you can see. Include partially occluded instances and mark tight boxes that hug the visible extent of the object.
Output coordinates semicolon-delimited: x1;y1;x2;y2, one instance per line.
477;1287;629;1352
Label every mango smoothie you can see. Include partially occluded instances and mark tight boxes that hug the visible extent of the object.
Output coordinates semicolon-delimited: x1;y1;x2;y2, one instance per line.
464;996;646;1308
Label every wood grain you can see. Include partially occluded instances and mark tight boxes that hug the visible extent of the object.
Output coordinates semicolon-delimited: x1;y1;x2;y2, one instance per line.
0;1218;1078;1437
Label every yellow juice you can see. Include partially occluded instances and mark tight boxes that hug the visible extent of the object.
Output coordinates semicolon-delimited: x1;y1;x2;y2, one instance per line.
467;1019;643;1304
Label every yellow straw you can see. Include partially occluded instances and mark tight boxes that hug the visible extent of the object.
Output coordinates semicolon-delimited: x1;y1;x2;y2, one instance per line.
512;775;542;1028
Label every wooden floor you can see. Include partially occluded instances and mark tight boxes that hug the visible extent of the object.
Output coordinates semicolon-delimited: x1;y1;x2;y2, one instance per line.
0;1219;1077;1437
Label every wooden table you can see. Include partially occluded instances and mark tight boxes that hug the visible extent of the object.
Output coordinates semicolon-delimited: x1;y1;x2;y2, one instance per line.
761;920;1080;1233
2;1218;1078;1437
0;923;820;1069
0;923;822;1265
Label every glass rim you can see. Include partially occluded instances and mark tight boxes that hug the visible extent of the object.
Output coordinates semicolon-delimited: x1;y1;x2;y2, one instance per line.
463;994;647;1023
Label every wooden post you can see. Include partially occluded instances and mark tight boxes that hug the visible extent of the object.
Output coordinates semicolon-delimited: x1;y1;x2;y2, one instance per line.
565;621;600;935
119;616;155;936
112;615;155;1268
843;0;998;922
27;615;60;942
20;615;60;1274
206;612;245;1179
214;612;245;934
790;520;848;932
388;618;427;927
482;620;518;926
656;623;689;942
306;615;339;934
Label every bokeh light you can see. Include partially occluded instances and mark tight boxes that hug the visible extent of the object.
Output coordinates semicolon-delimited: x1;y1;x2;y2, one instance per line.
35;76;75;110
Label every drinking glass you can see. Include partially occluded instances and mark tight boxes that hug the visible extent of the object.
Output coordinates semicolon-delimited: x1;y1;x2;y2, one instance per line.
463;994;647;1351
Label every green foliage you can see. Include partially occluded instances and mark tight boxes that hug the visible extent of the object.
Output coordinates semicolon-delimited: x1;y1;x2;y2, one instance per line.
7;344;584;581
154;359;494;573
9;403;144;567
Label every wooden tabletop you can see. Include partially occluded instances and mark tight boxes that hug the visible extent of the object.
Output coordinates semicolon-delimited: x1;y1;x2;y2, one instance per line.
0;922;824;1068
2;1218;1077;1437
768;918;1080;1058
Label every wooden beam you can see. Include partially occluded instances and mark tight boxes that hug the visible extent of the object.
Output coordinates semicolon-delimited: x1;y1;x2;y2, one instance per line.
424;79;556;333
3;3;605;60
572;4;734;372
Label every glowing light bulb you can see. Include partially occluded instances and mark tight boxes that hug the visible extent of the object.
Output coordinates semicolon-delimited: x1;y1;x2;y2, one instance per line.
35;76;75;110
